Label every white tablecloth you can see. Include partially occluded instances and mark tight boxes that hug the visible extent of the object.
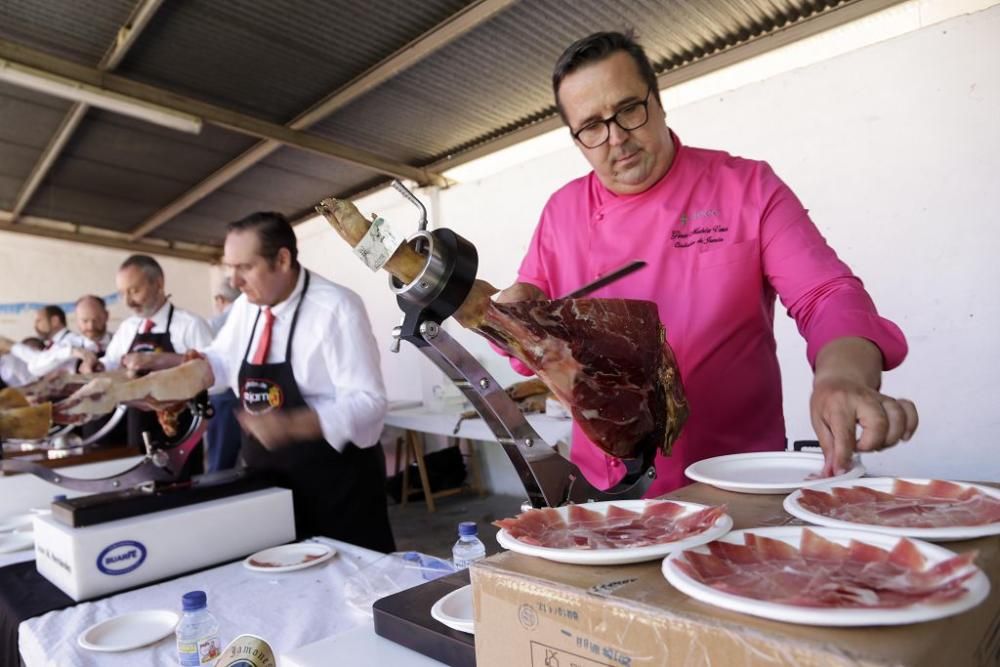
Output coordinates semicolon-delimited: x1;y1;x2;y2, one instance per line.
18;538;434;666
385;405;573;447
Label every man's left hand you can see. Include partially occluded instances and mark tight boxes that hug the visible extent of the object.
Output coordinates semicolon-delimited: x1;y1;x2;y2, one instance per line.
811;338;918;477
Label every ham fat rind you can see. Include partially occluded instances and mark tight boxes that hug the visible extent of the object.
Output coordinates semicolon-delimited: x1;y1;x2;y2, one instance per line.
318;198;689;459
52;360;213;426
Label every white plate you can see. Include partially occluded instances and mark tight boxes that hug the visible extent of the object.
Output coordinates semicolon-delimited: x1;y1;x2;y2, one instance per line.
662;526;989;626
77;610;179;652
0;532;34;554
495;499;733;565
685;452;865;494
430;585;475;634
243;543;336;572
784;477;1000;542
0;513;34;532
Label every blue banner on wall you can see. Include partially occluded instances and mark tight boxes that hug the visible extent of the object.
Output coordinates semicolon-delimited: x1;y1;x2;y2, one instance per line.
0;292;120;316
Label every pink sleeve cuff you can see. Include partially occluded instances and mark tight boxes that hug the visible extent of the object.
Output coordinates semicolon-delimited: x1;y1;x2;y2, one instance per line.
806;309;908;371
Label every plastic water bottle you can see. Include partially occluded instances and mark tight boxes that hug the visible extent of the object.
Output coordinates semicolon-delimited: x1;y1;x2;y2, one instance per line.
176;590;221;666
452;521;486;569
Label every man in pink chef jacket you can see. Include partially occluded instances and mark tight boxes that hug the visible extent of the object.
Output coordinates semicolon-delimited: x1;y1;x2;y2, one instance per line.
496;31;918;497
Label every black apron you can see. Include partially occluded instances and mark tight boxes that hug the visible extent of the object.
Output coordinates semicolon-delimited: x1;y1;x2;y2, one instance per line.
124;306;202;475
238;271;395;552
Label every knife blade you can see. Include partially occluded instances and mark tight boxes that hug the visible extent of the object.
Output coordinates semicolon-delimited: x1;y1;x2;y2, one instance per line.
560;259;647;299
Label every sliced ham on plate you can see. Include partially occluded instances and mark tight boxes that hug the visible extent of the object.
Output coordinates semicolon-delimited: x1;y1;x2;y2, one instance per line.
494;499;732;565
663;526;989;626
784;478;1000;541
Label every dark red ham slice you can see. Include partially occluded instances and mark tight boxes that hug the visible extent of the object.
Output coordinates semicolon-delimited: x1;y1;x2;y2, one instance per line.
493;501;726;550
480;299;688;459
798;480;1000;528
675;529;979;609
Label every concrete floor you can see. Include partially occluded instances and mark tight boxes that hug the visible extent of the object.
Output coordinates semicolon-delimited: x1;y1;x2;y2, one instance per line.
387;491;524;560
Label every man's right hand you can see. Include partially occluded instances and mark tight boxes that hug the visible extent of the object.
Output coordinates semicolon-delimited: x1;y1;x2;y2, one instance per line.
0;336;14;355
121;351;185;376
495;282;545;304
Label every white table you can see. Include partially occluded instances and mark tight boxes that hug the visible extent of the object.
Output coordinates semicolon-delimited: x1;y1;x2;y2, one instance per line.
18;538;447;666
385;404;572;446
384;404;574;510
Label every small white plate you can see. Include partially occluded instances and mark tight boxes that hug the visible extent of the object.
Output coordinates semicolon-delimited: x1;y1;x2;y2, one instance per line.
430;585;475;634
0;513;34;532
784;477;1000;542
0;532;34;554
662;526;989;626
495;500;733;565
685;452;865;494
243;543;336;573
77;610;179;652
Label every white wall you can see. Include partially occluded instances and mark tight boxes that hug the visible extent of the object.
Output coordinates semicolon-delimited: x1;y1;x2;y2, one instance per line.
301;4;1000;486
0;230;214;340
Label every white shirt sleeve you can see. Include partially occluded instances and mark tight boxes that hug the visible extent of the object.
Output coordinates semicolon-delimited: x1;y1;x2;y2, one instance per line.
180;314;215;353
203;304;241;392
22;333;98;377
100;323;135;371
312;290;387;450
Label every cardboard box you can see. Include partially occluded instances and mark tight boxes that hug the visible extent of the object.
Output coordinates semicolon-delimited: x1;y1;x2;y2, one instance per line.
472;484;1000;667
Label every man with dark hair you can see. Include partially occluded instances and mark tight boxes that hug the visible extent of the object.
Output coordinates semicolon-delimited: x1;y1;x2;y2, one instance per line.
0;304;99;379
92;254;213;448
123;212;394;551
74;294;112;352
496;31;918;495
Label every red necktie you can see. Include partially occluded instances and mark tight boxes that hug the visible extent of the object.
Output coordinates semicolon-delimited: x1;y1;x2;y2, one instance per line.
252;307;274;364
142;319;154;334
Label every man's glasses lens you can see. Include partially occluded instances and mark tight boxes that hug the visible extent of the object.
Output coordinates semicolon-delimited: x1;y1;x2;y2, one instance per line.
574;90;653;149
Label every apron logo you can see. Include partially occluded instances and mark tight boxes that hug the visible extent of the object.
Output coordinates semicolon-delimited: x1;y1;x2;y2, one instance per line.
131;343;163;353
242;379;283;414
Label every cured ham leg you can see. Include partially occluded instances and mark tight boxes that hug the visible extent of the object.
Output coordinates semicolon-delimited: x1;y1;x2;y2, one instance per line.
0;403;52;440
19;369;129;404
52;360;213;428
0;388;29;410
318;197;688;459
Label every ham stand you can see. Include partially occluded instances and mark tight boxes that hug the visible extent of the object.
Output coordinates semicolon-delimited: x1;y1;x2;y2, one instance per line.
383;193;656;508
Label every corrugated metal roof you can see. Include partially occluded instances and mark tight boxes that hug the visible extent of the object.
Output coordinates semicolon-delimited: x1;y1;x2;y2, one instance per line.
0;0;896;258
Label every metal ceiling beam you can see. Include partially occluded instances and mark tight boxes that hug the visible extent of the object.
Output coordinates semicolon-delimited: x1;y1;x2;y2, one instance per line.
0;39;448;210
0;211;219;263
9;0;165;223
127;0;517;241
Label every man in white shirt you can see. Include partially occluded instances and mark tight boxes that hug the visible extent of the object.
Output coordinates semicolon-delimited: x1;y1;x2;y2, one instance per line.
123;213;394;551
74;295;113;353
91;255;214;452
4;306;99;378
0;345;34;388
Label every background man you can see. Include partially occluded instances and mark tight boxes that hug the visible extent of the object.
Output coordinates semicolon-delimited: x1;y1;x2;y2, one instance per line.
74;295;112;353
2;305;98;378
94;255;213;450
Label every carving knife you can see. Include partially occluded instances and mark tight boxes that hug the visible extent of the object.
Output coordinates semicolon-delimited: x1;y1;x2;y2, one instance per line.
560;259;647;299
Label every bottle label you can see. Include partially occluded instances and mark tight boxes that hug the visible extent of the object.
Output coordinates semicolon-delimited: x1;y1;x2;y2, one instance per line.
178;634;222;665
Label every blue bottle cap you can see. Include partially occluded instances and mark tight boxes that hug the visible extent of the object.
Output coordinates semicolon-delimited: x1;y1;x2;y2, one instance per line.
182;590;207;611
458;521;478;537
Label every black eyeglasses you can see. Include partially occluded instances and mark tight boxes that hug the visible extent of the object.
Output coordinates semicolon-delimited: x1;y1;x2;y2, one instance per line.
571;88;655;149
